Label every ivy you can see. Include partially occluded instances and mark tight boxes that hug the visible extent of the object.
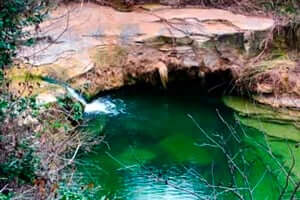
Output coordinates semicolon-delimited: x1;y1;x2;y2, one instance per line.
0;193;11;200
57;97;84;122
0;0;50;68
0;142;39;184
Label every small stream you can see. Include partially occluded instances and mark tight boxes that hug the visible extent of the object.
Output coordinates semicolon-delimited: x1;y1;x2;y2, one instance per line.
66;88;299;200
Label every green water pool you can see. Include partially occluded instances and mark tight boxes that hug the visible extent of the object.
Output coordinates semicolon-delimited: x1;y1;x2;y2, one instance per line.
71;88;299;200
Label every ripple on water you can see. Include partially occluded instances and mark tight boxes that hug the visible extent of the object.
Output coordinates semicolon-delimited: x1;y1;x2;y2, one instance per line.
74;89;297;200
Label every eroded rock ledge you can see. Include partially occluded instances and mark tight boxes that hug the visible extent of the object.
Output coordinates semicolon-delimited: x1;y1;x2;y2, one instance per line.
6;2;300;114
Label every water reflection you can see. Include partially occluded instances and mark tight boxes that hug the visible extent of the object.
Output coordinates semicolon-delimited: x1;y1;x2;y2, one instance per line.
113;165;208;200
74;89;298;200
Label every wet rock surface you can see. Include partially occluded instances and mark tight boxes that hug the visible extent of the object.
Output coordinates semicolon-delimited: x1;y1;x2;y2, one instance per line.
223;96;300;142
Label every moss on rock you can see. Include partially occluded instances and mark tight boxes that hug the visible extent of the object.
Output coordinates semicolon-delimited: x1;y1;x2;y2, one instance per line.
223;96;300;141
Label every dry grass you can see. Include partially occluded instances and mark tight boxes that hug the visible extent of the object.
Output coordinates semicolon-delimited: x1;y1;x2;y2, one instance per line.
237;57;298;99
0;92;102;199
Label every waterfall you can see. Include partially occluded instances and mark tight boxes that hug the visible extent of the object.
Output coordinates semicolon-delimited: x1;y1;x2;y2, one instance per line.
42;76;120;114
85;99;116;114
66;87;87;106
66;86;117;114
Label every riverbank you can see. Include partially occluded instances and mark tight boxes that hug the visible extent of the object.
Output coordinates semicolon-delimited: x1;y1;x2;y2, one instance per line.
0;87;104;199
8;1;300;103
1;1;300;199
7;1;300;127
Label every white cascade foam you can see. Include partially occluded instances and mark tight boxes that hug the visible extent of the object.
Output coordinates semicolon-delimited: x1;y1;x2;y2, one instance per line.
85;99;116;114
66;86;116;114
66;87;87;105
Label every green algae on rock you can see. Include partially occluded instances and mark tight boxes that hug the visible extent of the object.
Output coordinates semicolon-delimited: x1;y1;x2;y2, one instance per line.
242;129;300;195
159;134;220;165
223;96;300;124
116;148;156;166
223;96;300;142
237;115;300;142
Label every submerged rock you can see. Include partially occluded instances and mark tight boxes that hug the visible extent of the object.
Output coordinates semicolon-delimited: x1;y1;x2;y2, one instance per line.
159;134;219;165
238;116;300;142
116;148;156;166
243;130;300;186
223;96;300;142
267;140;300;180
223;96;300;124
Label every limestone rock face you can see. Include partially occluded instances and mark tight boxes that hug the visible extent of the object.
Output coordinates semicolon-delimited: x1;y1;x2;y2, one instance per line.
11;2;275;102
159;0;180;5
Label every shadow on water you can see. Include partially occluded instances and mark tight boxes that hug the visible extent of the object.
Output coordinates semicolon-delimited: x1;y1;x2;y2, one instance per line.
72;87;299;200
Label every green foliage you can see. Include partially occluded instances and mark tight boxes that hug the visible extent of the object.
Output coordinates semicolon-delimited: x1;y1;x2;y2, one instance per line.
0;95;40;122
260;0;299;15
59;191;88;200
0;193;11;200
71;102;84;121
0;85;40;185
0;0;50;68
58;184;96;200
0;70;3;84
0;142;39;184
0;99;9;121
57;97;84;122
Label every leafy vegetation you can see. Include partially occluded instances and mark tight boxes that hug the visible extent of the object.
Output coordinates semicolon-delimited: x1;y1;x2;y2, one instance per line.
0;142;39;183
0;0;50;68
0;1;51;195
0;0;299;199
0;90;91;199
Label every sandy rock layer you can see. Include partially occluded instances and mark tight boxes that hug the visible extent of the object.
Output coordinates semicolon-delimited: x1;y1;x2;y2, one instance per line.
8;2;276;102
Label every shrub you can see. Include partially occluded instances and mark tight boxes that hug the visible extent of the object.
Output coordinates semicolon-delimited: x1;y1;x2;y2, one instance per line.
0;0;50;68
0;142;39;184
